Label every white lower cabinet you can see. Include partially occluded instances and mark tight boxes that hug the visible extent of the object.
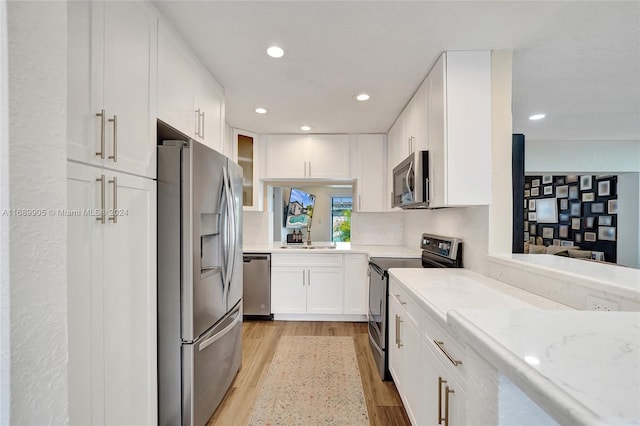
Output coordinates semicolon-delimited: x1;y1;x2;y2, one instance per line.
343;254;369;315
390;276;467;426
271;253;372;318
388;281;422;425
271;254;343;315
421;337;467;426
67;161;157;425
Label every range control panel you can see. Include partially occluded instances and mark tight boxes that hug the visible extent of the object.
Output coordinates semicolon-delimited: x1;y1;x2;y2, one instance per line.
421;233;462;260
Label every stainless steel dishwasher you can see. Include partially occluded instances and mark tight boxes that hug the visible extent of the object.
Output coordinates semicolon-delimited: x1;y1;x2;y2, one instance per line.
242;253;273;320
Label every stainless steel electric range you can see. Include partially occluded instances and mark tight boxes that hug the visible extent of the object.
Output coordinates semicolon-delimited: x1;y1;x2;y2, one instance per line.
368;233;463;381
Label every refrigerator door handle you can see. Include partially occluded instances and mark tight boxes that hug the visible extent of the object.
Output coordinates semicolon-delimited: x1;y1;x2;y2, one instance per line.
226;167;238;279
222;167;235;295
198;307;241;352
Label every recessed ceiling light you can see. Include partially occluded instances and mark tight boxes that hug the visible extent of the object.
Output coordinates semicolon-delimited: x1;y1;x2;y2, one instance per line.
266;46;284;58
255;107;267;114
300;125;312;131
529;113;546;120
355;93;370;101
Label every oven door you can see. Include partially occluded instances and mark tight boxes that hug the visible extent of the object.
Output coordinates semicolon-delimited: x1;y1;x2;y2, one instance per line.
368;261;388;379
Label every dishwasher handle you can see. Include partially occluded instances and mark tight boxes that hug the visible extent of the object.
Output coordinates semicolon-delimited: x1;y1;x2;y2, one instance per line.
243;254;271;263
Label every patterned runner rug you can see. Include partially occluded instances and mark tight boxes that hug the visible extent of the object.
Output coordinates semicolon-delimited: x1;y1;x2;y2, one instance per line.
248;335;370;425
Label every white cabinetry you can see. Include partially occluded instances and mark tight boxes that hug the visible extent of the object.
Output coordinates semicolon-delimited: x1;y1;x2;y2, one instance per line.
158;21;225;153
427;51;491;207
389;276;467;426
266;134;350;179
67;1;157;178
67;2;158;423
354;134;387;212
388;278;423;425
67;162;157;426
271;254;343;315
343;254;369;315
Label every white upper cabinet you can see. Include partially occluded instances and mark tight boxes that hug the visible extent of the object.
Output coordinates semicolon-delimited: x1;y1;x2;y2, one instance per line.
355;134;387;212
308;135;349;178
265;135;308;178
157;21;225;154
266;134;350;179
67;1;157;178
427;51;492;207
387;117;404;178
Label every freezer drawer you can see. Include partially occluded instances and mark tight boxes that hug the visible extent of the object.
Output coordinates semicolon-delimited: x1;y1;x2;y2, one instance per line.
243;254;272;319
182;302;242;426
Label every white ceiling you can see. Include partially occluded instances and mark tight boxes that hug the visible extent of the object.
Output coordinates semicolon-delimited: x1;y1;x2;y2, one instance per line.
153;1;640;141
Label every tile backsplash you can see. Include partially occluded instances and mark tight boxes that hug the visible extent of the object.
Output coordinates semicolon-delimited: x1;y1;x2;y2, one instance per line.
351;212;404;246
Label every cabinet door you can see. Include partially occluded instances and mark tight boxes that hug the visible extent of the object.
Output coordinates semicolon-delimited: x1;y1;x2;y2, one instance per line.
102;171;157;425
388;294;404;390
413;82;429;153
387;118;404;207
427;54;446;208
102;1;157;178
308;135;349;178
67;1;103;169
266;135;308;178
403;321;422;425
157;21;197;138
271;266;307;313
306;267;343;314
421;338;444;425
196;71;224;154
343;254;368;314
67;162;105;426
355;135;387;212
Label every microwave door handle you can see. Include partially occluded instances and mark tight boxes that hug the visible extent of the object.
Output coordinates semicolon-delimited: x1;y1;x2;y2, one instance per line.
405;161;413;201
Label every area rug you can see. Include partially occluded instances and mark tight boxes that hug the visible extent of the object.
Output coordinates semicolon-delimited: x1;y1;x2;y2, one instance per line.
248;336;370;426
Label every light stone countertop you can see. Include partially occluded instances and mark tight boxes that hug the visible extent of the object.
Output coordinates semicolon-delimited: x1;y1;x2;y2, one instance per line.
388;268;572;326
490;253;640;303
242;242;422;258
388;267;640;425
449;309;640;425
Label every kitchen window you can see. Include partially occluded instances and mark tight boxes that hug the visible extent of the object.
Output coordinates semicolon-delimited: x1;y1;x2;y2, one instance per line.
331;196;352;242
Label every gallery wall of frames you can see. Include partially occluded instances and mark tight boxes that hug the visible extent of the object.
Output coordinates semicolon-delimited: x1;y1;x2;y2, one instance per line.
523;175;618;263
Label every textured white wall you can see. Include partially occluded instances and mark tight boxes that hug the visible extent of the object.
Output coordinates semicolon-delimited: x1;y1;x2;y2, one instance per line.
7;2;68;424
0;1;10;423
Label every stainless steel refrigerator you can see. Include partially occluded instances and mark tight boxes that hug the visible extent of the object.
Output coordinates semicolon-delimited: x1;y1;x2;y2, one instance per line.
157;138;243;426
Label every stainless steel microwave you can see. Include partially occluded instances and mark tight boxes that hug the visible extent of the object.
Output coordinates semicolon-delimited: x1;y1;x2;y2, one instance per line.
392;151;429;209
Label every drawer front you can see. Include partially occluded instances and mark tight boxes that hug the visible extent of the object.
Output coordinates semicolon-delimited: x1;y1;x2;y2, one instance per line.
389;278;420;329
271;253;343;267
423;312;466;382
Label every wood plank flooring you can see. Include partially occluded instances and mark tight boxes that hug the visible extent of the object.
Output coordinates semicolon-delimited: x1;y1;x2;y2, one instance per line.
206;320;410;426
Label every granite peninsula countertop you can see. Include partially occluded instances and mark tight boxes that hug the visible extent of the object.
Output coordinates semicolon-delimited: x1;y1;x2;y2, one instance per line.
388;267;640;425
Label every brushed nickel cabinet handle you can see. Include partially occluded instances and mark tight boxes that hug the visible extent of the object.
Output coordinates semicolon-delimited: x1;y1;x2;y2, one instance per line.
96;174;106;224
304;161;307;177
308;161;311;177
302;270;305;286
200;111;205;139
96;109;106;159
444;386;454;426
434;340;463;366
395;314;403;348
438;377;446;424
359;195;362;211
195;109;201;138
108;176;118;223
108;115;117;162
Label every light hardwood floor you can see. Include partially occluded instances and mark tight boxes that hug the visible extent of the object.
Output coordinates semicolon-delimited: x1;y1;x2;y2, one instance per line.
206;320;411;426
